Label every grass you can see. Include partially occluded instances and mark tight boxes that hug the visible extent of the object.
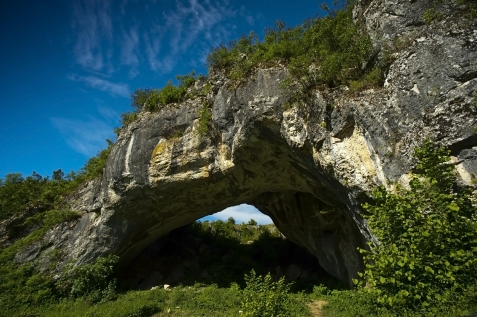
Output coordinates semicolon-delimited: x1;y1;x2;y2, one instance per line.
309;284;477;317
19;281;311;317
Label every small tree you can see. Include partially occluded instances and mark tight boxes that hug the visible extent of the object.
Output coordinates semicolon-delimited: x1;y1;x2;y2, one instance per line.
248;219;258;226
227;217;236;225
359;140;477;312
241;270;291;317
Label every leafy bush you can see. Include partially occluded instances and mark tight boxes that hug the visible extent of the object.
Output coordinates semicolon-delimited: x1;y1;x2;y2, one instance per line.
195;102;212;137
248;219;258;226
0;139;113;222
120;112;138;127
56;255;119;303
423;7;443;24
79;140;114;180
426;0;477;21
241;270;292;317
358;140;477;313
207;1;377;95
0;209;81;315
130;71;198;112
0;171;68;221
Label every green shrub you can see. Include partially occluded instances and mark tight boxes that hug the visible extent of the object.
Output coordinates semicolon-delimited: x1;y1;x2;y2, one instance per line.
427;0;477;20
359;140;477;313
130;71;199;113
56;255;119;303
0;138;113;222
196;102;212;137
0;171;71;221
241;270;292;317
0;209;82;315
207;1;376;94
199;82;212;96
349;66;384;93
423;7;443;24
120;112;138;127
247;219;257;226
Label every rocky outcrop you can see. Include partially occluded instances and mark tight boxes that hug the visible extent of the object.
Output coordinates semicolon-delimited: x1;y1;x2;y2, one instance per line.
23;0;476;287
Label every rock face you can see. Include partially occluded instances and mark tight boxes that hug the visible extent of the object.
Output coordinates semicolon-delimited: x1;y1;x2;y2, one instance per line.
29;0;476;287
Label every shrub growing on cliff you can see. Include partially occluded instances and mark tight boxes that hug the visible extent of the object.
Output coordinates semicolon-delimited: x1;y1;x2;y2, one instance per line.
131;71;199;112
424;0;477;22
358;140;477;314
56;255;119;303
195;102;212;137
207;1;378;93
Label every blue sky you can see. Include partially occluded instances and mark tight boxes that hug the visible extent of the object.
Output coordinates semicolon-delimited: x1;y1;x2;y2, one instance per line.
0;0;332;224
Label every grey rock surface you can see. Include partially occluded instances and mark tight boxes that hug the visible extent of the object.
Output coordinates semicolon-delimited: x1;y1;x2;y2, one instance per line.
18;0;476;287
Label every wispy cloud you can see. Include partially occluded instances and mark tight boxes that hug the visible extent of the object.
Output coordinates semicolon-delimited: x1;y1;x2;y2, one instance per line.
120;26;140;77
51;116;115;157
144;0;235;74
71;0;113;72
68;74;130;98
239;5;255;26
207;204;273;225
98;106;120;123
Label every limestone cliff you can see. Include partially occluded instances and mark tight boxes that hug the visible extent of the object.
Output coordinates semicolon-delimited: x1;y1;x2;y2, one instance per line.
17;0;477;286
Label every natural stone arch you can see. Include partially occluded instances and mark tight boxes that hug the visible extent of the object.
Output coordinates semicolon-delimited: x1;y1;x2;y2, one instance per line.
59;68;373;288
31;0;476;292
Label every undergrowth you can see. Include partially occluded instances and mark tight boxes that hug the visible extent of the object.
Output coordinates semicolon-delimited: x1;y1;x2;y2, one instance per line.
311;140;477;317
207;0;383;97
130;71;201;113
0;140;113;221
423;0;477;24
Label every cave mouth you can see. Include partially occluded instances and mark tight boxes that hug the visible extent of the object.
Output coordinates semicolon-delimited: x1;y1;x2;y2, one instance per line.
118;205;338;292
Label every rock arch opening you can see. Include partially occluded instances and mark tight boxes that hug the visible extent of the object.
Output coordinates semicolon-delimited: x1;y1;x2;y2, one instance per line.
200;204;273;225
119;204;338;291
69;68;373;288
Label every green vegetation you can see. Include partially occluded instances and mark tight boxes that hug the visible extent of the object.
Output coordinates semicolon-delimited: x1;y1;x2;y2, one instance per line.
207;1;382;96
1;1;477;315
121;111;139;127
131;71;200;113
0;209;82;315
115;71;207;132
0;218;316;317
195;102;212;137
358;140;477;315
1;138;475;317
423;7;443;24
242;270;308;317
423;0;477;23
22;280;308;317
192;219;281;245
311;140;477;317
0;140;113;221
56;255;119;303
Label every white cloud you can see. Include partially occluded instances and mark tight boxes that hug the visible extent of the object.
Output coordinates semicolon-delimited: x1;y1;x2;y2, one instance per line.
239;5;255;26
71;0;113;72
143;0;235;74
51;116;115;157
97;106;120;123
68;74;130;98
144;30;167;73
120;26;140;78
207;204;273;225
120;26;140;66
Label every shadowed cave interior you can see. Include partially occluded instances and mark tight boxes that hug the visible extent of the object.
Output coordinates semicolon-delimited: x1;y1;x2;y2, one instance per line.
118;205;339;292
